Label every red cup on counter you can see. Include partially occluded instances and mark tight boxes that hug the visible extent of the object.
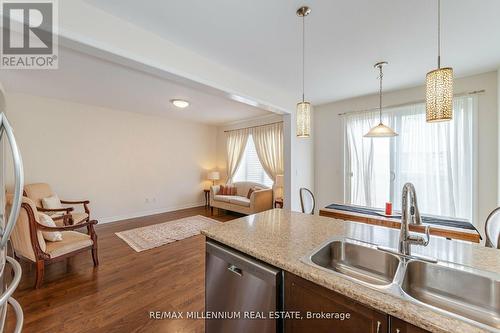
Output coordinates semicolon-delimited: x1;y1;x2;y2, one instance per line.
385;202;392;215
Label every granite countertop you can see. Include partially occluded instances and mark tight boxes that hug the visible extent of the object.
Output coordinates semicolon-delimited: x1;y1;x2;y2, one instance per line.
201;209;500;333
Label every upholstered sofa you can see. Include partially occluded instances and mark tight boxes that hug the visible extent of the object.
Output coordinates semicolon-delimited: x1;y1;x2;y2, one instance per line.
210;181;273;215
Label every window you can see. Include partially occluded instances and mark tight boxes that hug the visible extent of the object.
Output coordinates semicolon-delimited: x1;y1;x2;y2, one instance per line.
233;135;274;187
344;96;475;220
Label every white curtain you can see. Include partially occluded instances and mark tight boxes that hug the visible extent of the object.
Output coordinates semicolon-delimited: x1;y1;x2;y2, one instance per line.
390;97;474;219
344;95;475;220
252;122;284;182
226;128;249;183
344;110;394;207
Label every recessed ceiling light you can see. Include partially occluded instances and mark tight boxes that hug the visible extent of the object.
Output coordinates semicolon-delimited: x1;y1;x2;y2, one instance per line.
170;99;190;108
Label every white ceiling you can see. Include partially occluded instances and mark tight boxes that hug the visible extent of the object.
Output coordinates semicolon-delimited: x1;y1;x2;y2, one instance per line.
85;0;500;105
0;47;272;125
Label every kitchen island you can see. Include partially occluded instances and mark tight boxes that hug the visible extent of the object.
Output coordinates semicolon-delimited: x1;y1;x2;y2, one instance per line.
201;209;500;333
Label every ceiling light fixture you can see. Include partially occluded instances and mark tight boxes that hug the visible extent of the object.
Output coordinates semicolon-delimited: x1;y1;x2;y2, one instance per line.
426;0;453;122
171;99;190;109
364;62;398;138
296;6;311;138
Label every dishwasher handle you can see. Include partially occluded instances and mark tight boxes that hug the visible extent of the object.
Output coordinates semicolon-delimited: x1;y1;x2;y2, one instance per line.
227;264;243;277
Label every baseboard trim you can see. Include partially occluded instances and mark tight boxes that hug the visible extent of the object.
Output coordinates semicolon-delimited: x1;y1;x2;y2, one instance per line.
98;201;206;224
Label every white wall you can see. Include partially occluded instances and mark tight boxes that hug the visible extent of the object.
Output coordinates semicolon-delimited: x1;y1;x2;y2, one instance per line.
314;71;498;237
270;110;314;212
6;93;217;223
289;108;315;212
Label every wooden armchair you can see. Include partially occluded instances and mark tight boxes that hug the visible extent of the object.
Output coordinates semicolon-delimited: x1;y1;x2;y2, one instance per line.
23;183;91;226
7;195;98;288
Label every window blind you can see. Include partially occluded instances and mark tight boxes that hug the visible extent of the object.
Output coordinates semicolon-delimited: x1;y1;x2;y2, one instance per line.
233;135;273;187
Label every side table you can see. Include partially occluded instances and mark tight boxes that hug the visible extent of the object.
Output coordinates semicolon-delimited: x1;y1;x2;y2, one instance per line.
204;189;210;208
274;198;283;209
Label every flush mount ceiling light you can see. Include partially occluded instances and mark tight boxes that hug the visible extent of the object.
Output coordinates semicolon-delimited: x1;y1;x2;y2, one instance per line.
426;0;453;122
364;62;398;138
296;6;311;138
170;99;190;109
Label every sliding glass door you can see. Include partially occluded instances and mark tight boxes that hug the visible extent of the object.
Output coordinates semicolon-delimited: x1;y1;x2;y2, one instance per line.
344;96;475;220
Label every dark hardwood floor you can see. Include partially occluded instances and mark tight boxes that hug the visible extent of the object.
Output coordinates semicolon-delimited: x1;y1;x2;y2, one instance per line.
5;206;239;333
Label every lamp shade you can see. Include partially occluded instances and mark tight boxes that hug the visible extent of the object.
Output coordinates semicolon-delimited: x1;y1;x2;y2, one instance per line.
275;174;284;187
363;61;398;138
364;123;398;138
296;101;311;137
207;171;220;181
426;67;453;122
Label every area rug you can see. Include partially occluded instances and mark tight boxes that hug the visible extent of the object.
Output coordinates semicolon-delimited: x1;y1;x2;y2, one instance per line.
115;215;221;252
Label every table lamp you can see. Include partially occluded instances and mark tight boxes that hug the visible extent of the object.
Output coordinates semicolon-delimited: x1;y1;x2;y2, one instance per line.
208;171;220;186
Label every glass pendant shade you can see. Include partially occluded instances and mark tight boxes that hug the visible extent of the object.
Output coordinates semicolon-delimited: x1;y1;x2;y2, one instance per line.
364;123;398;137
425;67;453;122
363;61;398;138
296;101;311;137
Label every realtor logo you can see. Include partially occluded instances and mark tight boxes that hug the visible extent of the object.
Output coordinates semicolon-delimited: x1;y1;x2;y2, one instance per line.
1;0;58;69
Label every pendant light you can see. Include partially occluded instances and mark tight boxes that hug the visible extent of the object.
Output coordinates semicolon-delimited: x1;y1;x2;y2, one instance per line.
426;0;453;122
364;62;398;138
296;6;311;138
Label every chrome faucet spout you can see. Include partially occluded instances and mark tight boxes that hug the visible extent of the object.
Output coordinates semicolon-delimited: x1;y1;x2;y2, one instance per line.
399;183;430;256
401;183;422;226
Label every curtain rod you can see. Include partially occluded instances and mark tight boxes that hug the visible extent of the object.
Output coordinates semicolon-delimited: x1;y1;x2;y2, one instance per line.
337;89;485;116
223;121;283;133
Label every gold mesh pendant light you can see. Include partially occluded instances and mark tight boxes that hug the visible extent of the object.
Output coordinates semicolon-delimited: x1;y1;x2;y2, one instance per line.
426;0;453;122
296;6;311;137
364;62;398;138
296;101;311;138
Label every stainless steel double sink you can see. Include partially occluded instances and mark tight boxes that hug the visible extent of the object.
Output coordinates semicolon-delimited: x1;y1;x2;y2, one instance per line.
303;237;500;332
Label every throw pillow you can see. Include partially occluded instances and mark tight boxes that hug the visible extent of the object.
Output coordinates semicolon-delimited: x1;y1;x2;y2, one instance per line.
42;195;65;218
42;195;62;209
38;213;63;242
218;185;225;195
219;185;237;196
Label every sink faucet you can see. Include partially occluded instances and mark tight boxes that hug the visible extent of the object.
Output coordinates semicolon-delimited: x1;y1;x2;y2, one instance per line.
399;183;430;256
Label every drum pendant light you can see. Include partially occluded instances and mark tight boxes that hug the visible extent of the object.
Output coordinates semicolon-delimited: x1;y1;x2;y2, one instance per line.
364;62;398;138
426;0;453;122
296;6;311;138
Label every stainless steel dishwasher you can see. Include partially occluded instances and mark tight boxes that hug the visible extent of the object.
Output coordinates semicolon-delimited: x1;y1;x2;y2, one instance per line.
205;240;283;333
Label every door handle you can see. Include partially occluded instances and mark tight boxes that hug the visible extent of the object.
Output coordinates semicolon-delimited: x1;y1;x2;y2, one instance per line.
0;113;24;248
376;321;381;333
227;264;242;277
